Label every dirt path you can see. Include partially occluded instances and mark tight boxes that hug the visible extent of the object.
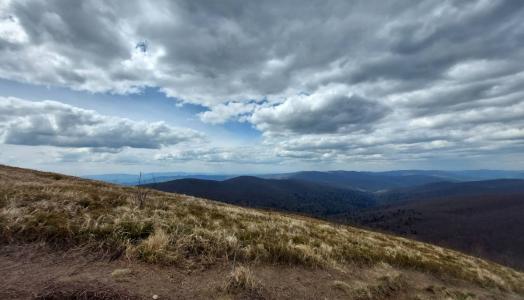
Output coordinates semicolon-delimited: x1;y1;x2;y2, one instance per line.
0;243;352;299
1;243;521;300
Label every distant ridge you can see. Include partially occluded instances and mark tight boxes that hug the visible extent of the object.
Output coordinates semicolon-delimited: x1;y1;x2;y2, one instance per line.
84;173;234;185
264;170;524;191
145;176;376;217
86;169;524;190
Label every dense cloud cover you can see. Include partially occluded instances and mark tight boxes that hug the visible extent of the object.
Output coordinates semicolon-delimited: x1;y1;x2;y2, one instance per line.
0;0;523;167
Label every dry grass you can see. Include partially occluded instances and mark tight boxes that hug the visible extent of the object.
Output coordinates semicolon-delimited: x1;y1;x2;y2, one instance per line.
333;263;407;300
1;164;523;295
111;268;133;280
332;280;353;295
224;265;262;294
352;274;407;300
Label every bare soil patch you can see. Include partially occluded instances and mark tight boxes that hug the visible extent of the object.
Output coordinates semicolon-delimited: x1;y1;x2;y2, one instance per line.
1;244;521;300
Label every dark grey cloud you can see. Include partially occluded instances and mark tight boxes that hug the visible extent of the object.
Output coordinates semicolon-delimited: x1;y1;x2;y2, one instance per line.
11;1;130;63
2;0;524;105
0;97;203;150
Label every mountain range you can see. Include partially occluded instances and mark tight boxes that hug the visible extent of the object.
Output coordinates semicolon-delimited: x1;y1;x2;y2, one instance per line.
88;169;524;190
84;172;234;185
145;176;375;217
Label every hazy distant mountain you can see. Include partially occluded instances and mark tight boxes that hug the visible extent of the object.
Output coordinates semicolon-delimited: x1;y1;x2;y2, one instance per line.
377;179;524;204
146;176;376;217
342;179;524;270
265;171;448;191
264;170;524;191
379;170;524;181
83;173;234;185
86;169;524;189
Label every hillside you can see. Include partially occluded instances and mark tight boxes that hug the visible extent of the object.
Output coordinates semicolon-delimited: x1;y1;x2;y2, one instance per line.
149;176;524;273
264;171;448;191
264;170;524;192
377;179;524;204
379;170;524;182
343;181;524;271
1;165;523;299
145;176;375;217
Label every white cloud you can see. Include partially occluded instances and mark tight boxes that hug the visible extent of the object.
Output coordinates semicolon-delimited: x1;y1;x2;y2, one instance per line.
0;97;204;150
0;14;28;44
251;85;389;134
199;101;257;124
155;146;283;165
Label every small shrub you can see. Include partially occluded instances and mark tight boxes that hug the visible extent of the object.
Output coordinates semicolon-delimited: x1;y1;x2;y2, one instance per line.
51;174;63;180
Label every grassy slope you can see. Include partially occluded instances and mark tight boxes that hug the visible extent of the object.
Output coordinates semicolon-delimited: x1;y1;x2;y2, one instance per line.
1;164;523;298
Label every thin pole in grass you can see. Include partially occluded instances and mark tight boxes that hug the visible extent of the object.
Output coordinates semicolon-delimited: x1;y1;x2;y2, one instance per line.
136;172;149;209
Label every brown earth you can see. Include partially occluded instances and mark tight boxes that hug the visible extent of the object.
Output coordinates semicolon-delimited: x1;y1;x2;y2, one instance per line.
1;243;521;300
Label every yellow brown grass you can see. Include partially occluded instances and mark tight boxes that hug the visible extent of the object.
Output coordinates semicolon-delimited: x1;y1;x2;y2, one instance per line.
0;164;523;294
224;265;262;294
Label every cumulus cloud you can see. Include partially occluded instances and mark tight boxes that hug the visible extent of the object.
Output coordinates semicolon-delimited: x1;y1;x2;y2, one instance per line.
199;101;257;124
251;86;389;134
0;97;203;150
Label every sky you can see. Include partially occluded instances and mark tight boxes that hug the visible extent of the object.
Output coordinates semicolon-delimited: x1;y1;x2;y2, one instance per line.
0;0;524;175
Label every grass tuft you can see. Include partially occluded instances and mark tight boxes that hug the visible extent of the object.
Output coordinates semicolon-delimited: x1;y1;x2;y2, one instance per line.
132;228;179;264
225;265;262;294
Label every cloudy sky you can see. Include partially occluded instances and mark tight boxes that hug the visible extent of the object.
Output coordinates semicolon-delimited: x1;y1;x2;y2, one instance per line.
1;0;524;175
